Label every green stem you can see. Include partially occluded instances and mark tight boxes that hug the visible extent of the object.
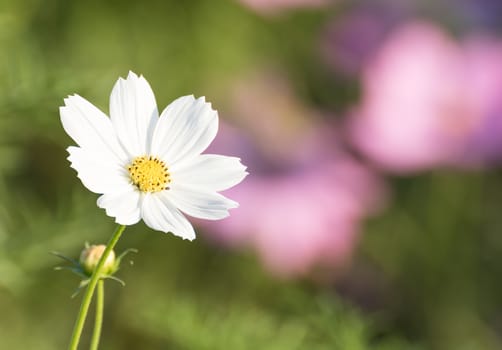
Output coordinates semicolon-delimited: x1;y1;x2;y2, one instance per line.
89;280;104;350
68;224;126;350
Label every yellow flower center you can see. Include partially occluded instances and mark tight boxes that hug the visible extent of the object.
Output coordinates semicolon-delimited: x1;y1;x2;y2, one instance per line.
127;156;171;193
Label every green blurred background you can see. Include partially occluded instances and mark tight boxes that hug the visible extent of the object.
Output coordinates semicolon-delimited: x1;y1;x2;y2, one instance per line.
1;0;502;349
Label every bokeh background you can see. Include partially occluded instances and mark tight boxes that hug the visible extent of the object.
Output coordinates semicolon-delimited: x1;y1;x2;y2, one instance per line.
1;0;502;349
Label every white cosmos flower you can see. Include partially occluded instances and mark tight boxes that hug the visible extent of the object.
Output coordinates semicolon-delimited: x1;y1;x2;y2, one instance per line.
60;71;247;240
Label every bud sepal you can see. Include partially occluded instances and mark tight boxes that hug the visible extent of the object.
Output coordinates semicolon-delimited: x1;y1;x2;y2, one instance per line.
52;243;137;297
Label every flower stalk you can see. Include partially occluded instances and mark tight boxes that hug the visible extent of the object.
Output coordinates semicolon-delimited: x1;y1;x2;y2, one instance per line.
67;224;126;350
89;280;105;350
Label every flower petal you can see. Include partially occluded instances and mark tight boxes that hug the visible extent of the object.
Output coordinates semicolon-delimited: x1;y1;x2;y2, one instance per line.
67;146;130;194
150;95;218;165
141;192;196;240
60;95;127;162
97;187;142;225
168;185;238;220
110;71;159;156
170;154;248;192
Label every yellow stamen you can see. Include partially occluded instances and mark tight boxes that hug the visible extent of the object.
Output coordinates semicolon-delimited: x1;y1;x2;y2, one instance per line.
127;155;171;193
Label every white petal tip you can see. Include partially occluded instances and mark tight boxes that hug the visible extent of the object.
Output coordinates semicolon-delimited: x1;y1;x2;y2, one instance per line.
168;230;196;241
62;94;77;106
126;71;139;79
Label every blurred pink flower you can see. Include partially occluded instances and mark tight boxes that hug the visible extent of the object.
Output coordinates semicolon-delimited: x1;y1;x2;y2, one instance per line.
208;153;383;278
238;0;332;16
348;21;502;173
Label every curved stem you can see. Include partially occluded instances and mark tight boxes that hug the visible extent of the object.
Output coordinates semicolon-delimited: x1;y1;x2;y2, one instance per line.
68;224;127;350
89;280;104;350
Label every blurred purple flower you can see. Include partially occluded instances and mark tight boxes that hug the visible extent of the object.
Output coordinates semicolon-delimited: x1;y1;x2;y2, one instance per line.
321;1;414;76
445;0;502;31
347;21;502;173
201;71;386;277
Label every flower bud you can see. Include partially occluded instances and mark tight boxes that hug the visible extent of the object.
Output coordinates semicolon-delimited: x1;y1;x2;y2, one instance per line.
79;244;116;276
